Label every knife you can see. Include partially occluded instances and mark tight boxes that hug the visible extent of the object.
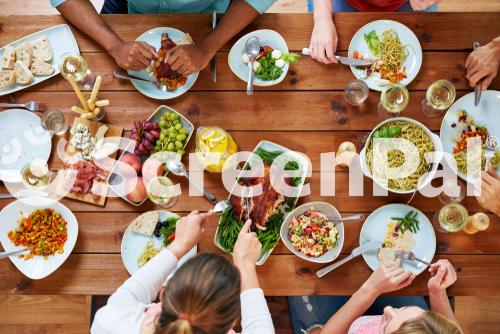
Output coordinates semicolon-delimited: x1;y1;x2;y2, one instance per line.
316;240;382;278
209;10;217;82
473;42;481;106
301;48;373;66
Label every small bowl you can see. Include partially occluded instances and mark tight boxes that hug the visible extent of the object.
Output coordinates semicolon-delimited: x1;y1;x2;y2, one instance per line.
280;201;344;264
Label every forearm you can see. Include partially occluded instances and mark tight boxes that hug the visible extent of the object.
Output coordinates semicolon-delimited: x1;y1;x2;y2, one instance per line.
429;290;458;323
198;0;259;57
57;0;123;54
237;263;261;291
313;0;333;19
321;286;378;334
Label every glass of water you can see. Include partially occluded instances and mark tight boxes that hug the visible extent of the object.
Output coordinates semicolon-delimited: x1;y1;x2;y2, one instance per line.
345;79;369;105
41;109;68;136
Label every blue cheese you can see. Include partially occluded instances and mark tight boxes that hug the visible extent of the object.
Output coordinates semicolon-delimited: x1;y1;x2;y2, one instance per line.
69;123;96;160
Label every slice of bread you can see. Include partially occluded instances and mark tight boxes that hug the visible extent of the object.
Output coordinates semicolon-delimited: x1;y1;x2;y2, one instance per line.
32;36;53;62
130;211;160;236
0;70;16;88
1;46;16;70
31;58;54;76
14;60;33;85
15;42;33;68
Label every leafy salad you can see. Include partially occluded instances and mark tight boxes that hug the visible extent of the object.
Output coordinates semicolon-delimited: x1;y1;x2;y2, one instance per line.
242;46;299;81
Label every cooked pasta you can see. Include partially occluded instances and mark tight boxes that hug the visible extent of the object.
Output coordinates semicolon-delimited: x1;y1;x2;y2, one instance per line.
379;29;408;73
366;121;435;191
454;148;500;177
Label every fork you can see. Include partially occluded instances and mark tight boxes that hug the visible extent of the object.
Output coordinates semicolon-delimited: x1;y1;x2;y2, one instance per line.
113;70;167;91
485;136;498;172
394;250;430;266
0;101;47;112
0;248;29;260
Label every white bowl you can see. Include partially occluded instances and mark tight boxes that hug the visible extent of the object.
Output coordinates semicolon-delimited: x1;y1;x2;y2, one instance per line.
0;197;78;279
280;201;344;264
360;117;443;194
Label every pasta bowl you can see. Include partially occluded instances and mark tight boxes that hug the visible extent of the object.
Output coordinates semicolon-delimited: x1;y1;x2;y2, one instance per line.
359;117;443;194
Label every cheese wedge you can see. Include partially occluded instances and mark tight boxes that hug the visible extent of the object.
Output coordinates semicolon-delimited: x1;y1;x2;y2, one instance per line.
32;36;53;62
15;42;34;68
1;46;16;70
14;60;33;85
0;70;16;88
31;58;54;76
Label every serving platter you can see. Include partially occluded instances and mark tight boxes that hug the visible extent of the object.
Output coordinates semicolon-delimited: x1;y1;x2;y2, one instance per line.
0;24;80;96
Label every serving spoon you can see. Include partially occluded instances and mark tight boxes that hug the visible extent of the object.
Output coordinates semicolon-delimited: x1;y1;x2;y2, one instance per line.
166;160;217;204
213;200;231;215
245;37;260;96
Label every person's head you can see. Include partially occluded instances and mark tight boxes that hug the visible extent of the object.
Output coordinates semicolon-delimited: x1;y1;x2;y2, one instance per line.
155;253;241;334
382;307;463;334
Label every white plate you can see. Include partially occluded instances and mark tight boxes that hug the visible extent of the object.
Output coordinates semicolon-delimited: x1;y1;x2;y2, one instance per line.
228;29;289;86
128;27;198;100
0;24;79;96
359;203;436;275
0;197;78;279
280;201;344;264
0;109;52;182
121;211;196;276
348;20;422;91
440;90;500;182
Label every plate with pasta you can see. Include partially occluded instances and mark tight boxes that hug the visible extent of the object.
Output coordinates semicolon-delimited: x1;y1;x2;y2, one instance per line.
360;117;442;194
348;20;422;91
440;90;500;181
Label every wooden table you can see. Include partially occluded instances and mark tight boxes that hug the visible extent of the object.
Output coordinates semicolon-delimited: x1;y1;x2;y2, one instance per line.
0;12;499;331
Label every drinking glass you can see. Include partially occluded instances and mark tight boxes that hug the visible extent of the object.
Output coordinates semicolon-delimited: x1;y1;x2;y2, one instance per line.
421;79;456;118
377;84;409;119
58;53;95;89
146;176;179;209
433;203;468;233
344;79;369;105
438;179;465;205
41;109;68;136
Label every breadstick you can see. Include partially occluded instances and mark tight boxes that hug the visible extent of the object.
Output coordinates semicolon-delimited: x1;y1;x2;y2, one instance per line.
93;107;100;116
89;75;102;107
95;99;110;107
80;112;95;119
67;74;89;112
71;106;86;114
87;99;95;112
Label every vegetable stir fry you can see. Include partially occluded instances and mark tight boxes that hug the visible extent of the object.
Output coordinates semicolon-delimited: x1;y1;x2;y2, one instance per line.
288;210;339;257
8;208;68;260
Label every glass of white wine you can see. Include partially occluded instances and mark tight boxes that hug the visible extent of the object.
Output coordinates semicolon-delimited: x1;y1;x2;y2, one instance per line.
345;79;369;105
433;203;468;233
377;84;409;119
421;79;456;118
41;109;68;136
58;53;95;90
146;176;179;209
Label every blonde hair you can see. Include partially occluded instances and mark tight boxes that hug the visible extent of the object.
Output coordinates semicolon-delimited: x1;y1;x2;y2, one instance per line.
155;253;241;334
392;311;464;334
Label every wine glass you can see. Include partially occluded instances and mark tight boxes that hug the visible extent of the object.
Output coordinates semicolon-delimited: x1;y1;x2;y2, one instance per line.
438;179;466;205
432;203;468;233
58;53;95;90
377;84;409;119
41;109;68;136
421;79;456;118
344;79;369;105
146;176;179;209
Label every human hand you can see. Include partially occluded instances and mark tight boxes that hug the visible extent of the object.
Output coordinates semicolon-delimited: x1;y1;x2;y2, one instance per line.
465;40;500;90
166;44;211;76
409;0;442;10
428;259;457;294
309;15;338;64
168;210;212;259
232;219;262;270
362;265;415;296
476;163;500;216
109;40;157;71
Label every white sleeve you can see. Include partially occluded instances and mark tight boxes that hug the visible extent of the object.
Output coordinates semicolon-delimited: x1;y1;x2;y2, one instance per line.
240;288;275;334
91;249;178;334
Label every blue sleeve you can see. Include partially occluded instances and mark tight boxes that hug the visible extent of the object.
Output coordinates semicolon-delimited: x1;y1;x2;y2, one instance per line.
244;0;277;14
50;0;66;7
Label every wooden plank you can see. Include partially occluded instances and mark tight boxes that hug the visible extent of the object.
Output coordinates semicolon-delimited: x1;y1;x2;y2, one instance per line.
16;52;500;92
0;91;468;131
0;295;91;334
68;212;500;255
1;13;499;52
0;254;499;296
0;172;489;213
455;297;500;334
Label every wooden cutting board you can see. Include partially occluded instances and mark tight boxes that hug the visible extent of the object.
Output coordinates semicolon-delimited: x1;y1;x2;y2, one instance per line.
57;118;123;207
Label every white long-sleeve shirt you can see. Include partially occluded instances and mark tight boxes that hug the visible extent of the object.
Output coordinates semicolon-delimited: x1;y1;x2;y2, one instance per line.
91;249;275;334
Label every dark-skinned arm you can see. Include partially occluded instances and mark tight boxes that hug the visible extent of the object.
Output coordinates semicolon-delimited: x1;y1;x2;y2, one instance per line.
167;0;261;75
56;0;156;70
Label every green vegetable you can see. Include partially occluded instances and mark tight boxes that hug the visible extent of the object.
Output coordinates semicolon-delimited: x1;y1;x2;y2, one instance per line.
373;126;402;138
391;210;420;234
364;30;380;56
281;53;300;64
255;53;282;81
159;216;179;246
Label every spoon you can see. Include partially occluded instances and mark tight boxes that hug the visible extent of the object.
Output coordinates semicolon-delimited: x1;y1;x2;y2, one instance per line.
213;200;231;214
329;213;365;224
245;37;260;96
0;248;29;260
166;160;217;204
